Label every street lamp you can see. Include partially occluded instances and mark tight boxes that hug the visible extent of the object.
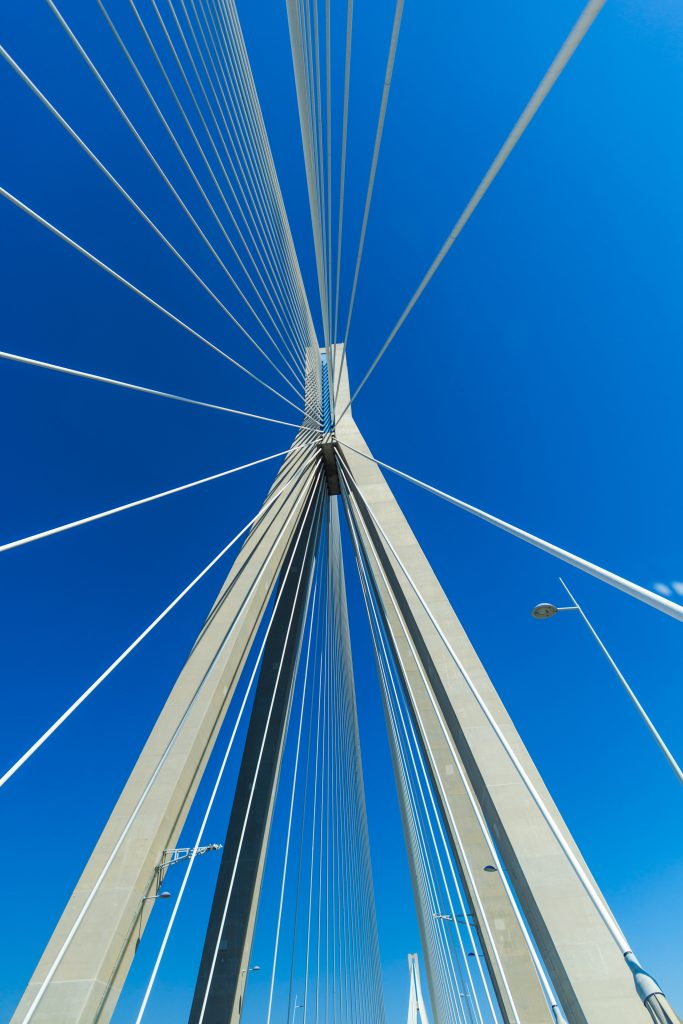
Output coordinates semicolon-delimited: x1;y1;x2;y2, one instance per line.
291;995;304;1024
238;965;261;1013
531;602;577;619
532;577;683;786
432;917;479;1024
434;914;485;960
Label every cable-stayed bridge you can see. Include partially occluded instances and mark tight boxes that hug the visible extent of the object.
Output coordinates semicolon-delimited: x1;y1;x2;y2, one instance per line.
0;1;681;1023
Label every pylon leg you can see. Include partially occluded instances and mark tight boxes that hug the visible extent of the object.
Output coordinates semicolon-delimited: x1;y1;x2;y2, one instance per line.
11;443;319;1024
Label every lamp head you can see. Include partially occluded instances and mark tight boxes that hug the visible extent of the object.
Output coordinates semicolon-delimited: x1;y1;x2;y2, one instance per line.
531;603;559;620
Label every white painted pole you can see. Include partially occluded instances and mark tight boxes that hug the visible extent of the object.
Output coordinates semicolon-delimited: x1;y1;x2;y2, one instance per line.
338;441;683;624
557;579;683;786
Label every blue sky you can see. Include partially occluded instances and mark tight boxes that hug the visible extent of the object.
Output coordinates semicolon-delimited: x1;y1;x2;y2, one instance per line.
1;0;683;1021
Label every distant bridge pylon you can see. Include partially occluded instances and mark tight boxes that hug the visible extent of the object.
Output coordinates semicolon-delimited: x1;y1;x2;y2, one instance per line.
407;954;431;1024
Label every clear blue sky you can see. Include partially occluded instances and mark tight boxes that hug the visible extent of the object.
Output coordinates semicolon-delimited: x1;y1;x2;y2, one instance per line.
1;1;683;1021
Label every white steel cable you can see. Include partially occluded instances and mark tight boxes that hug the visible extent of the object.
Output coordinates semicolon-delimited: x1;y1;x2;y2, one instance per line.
343;462;566;1020
0;349;302;428
265;577;320;1024
315;516;325;1020
339;460;633;956
384;643;500;1024
284;537;325;1023
559;578;683;785
403;766;469;1024
45;0;303;393
158;24;298;339
389;559;565;1021
301;0;329;359
291;0;327;356
96;1;305;386
292;0;322;307
365;596;487;1024
194;482;324;1024
0;446;304;555
337;440;683;624
319;546;330;1024
329;501;386;1023
347;501;495;1024
387;676;463;1024
324;0;333;376
345;468;565;1021
0;186;306;415
334;0;403;408
16;462;322;1024
332;0;353;350
0;42;304;402
303;607;325;1024
400;647;564;1021
406;776;471;1024
328;568;354;1024
339;619;375;1024
300;512;332;1024
134;488;322;1023
217;0;319;371
312;0;332;362
391;686;507;1023
326;513;352;1022
180;0;325;419
360;541;503;1023
328;537;347;1024
325;570;332;1024
144;0;308;366
337;0;607;421
219;0;321;368
0;449;318;791
344;574;387;1024
158;0;291;303
178;0;311;363
164;0;313;378
286;0;331;357
316;552;329;1024
330;658;346;1023
329;578;352;1024
201;0;312;373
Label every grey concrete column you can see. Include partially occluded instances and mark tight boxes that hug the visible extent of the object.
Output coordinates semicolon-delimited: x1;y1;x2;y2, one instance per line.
332;344;647;1024
11;440;320;1024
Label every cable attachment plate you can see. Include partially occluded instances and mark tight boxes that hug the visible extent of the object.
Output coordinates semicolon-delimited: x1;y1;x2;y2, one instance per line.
320;441;341;495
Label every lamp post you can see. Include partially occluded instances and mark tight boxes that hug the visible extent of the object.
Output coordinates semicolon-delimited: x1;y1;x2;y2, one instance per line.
291;995;304;1024
434;911;569;1024
532;578;683;786
238;965;261;1014
432;912;481;1024
142;891;172;902
136;891;172;950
